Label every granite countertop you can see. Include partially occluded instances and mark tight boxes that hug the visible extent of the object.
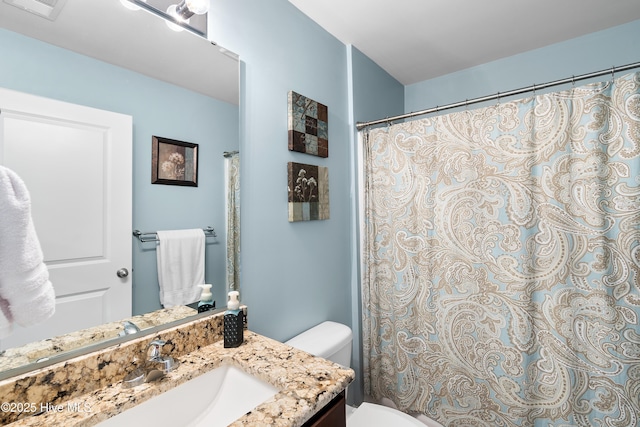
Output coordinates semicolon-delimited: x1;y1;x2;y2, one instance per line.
0;306;197;372
5;331;355;427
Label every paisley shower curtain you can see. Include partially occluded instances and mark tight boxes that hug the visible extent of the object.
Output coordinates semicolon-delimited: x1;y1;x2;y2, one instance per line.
361;71;640;426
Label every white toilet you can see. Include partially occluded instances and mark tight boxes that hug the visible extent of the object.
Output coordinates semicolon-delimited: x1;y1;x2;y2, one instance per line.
286;321;444;427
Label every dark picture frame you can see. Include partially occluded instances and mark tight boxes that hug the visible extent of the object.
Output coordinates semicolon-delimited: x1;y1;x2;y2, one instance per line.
287;161;330;222
151;136;198;187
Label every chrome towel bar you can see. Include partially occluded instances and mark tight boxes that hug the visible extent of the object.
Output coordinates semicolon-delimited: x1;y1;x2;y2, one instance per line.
132;226;217;243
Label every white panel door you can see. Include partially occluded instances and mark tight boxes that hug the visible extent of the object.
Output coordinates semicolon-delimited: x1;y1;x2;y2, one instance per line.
0;87;132;350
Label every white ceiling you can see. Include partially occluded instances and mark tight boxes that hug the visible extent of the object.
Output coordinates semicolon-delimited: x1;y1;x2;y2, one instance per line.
0;0;239;104
288;0;640;85
2;0;638;100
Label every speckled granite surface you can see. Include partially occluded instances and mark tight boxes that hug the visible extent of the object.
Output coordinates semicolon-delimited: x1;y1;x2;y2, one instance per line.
1;311;354;427
0;310;223;425
0;305;197;372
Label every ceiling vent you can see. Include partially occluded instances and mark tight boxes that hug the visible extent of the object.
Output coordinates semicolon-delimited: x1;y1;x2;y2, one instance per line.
3;0;67;20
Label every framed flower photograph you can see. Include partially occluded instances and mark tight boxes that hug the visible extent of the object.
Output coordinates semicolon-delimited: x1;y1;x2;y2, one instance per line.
151;136;198;186
287;162;330;222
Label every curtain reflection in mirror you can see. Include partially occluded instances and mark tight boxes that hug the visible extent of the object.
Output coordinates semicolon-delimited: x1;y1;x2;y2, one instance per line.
225;151;240;291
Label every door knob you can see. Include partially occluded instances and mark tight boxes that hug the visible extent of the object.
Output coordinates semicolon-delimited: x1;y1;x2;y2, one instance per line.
117;268;129;278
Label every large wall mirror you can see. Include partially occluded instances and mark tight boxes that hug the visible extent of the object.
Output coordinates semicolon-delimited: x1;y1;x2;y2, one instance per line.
0;0;239;378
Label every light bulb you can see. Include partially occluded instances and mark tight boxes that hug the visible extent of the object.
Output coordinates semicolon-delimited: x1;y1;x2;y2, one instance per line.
166;4;189;32
185;0;210;15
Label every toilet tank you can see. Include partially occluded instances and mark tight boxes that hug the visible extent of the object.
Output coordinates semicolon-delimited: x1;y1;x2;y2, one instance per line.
285;321;352;367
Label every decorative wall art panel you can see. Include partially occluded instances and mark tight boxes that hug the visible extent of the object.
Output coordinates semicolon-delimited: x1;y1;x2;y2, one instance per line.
288;91;328;157
287;162;329;222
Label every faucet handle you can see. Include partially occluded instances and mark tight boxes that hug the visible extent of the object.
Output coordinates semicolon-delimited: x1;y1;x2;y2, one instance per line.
147;339;167;360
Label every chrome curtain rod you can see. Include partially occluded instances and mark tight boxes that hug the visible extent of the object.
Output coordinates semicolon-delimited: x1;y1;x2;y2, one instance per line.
356;61;640;131
132;226;217;243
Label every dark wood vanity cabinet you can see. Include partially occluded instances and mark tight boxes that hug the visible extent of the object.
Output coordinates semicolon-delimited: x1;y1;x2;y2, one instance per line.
302;391;346;427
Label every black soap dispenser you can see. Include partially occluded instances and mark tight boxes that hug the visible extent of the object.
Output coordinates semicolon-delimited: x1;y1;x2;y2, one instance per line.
224;291;244;348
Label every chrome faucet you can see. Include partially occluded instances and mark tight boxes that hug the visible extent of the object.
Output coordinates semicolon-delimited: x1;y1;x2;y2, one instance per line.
144;339;178;381
122;339;178;387
118;320;141;337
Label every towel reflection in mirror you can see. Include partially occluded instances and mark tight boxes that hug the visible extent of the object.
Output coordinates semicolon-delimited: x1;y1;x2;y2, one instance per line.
156;229;205;307
0;166;55;338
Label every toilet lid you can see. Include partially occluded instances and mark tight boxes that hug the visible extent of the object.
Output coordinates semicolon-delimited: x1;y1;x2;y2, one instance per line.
348;403;433;427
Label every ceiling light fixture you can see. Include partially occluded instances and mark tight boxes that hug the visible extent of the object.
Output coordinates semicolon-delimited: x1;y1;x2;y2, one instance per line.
120;0;208;37
165;3;188;32
166;0;210;32
174;0;209;20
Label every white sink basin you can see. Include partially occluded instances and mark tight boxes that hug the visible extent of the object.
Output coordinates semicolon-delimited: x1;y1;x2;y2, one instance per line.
97;365;279;427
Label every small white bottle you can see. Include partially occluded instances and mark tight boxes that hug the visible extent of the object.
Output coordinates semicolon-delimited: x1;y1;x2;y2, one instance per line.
197;284;215;313
224;291;244;348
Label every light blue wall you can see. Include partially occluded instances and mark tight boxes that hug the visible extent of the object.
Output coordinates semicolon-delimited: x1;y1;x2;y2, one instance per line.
207;0;353;342
347;45;404;404
0;28;239;314
209;7;406;400
350;46;405;125
405;19;640;113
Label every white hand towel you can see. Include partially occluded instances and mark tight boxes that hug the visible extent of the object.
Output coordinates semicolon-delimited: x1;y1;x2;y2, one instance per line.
156;229;205;307
0;166;56;337
0;296;12;338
